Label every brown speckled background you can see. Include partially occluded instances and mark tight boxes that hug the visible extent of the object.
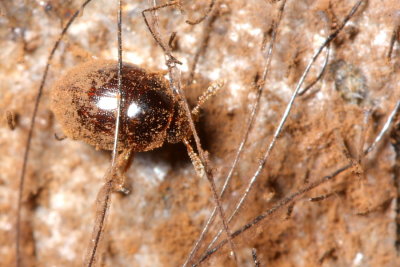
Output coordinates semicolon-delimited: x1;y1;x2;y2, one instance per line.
1;0;400;266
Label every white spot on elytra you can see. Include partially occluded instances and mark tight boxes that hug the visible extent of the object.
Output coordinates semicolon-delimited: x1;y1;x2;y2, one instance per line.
127;102;141;118
97;94;117;110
